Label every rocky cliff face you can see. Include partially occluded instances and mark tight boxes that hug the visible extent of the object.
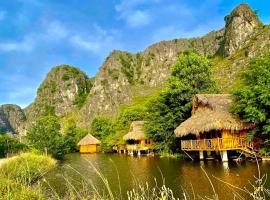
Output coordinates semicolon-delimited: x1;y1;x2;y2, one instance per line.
0;104;26;134
78;29;225;125
7;3;269;134
223;3;261;56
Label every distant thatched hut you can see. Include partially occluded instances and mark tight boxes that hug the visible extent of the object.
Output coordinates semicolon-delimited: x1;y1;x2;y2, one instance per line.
123;121;154;155
175;94;254;161
78;134;101;153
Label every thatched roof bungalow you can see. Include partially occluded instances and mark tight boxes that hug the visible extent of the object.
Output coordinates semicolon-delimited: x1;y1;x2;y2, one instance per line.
78;134;101;153
174;94;254;161
123;121;146;141
123;121;154;152
175;94;254;137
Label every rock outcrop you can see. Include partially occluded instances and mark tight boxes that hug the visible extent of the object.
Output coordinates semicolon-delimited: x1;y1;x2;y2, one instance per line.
223;3;261;56
24;65;93;128
0;104;26;134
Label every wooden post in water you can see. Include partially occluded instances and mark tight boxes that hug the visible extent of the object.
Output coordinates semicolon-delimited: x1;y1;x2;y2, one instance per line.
221;150;228;162
199;151;204;160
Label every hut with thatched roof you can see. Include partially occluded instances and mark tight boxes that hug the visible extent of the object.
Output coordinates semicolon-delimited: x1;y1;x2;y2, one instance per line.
175;94;254;161
123;121;154;155
78;134;101;153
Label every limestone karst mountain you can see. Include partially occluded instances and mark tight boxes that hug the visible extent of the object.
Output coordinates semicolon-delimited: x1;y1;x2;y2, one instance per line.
1;3;269;134
0;104;26;134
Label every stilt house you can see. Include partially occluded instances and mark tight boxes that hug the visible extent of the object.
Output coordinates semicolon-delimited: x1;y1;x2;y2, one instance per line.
174;94;254;161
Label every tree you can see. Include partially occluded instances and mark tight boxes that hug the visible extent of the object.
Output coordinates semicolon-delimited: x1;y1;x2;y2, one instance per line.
115;105;147;131
63;118;88;153
233;53;270;148
90;116;115;151
145;51;217;152
27;115;65;159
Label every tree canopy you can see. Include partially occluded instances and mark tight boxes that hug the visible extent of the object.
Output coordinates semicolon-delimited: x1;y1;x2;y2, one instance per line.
233;53;270;145
27;115;65;159
145;51;217;152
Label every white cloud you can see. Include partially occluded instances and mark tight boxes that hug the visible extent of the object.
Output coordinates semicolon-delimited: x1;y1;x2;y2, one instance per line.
0;11;6;21
44;20;68;40
115;0;160;12
0;37;35;52
0;20;68;53
153;21;223;43
69;24;122;55
126;10;151;27
115;0;159;28
70;35;102;53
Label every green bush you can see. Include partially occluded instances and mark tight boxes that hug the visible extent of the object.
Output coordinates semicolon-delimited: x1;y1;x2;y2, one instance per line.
62;73;70;81
0;153;56;185
0;135;27;158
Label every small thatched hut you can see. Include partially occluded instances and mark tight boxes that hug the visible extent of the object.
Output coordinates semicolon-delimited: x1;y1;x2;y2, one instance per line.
123;121;154;154
175;94;254;161
78;134;101;153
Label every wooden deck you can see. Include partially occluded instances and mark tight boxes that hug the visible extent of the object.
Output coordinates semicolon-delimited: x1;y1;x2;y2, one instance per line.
181;137;252;151
126;144;154;151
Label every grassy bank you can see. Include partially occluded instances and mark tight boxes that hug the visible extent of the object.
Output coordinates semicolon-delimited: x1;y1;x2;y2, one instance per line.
0;152;56;200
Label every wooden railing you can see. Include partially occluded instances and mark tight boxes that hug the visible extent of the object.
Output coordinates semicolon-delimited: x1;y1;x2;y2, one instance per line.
181;137;252;151
126;144;154;151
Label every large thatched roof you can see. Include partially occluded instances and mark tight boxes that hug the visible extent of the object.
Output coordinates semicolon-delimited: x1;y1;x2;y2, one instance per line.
123;121;146;140
78;134;101;146
175;94;254;137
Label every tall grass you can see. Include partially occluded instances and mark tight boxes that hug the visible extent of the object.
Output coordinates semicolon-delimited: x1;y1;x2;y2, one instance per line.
42;158;270;200
0;152;56;200
1;153;270;200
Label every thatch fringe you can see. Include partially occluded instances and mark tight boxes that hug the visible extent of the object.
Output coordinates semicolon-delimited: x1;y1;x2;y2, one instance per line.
78;134;101;146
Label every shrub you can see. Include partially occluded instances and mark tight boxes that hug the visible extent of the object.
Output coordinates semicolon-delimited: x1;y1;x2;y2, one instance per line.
0;135;27;158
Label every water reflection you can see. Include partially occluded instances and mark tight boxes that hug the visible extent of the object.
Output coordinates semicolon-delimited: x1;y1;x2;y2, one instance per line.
45;153;270;200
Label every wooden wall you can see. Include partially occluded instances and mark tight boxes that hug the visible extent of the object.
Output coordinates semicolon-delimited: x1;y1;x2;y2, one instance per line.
80;144;100;153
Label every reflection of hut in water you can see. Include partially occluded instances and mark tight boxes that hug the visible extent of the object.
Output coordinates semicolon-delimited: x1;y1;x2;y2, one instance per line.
78;134;101;153
123;121;154;156
175;94;254;161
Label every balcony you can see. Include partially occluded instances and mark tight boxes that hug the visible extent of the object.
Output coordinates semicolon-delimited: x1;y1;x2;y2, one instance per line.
181;137;252;151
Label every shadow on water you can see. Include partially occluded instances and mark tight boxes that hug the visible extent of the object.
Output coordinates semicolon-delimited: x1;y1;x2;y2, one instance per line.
44;153;270;199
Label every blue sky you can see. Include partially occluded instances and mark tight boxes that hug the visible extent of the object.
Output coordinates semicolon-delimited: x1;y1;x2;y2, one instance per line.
0;0;269;108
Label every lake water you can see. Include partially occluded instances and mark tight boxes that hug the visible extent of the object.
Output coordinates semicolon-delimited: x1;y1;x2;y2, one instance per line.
45;153;270;199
